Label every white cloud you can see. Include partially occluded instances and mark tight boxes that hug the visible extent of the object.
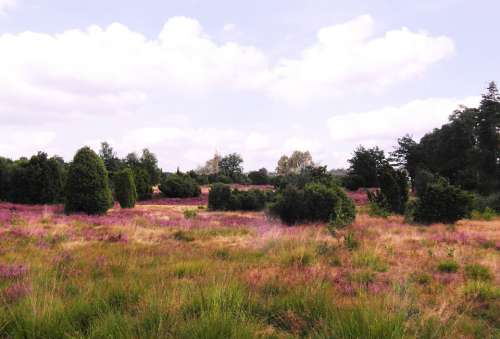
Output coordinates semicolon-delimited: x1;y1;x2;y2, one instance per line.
223;23;236;33
0;14;454;121
0;127;56;158
0;15;459;169
0;0;16;14
328;96;480;145
268;15;455;103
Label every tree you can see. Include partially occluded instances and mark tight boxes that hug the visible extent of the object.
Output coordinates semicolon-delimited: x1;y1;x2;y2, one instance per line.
140;149;161;186
412;179;472;224
248;168;270;185
276;151;314;175
159;174;200;198
4;152;65;204
197;152;222;175
99;142;122;175
133;167;153;201
390;134;422;188
269;182;355;226
369;166;408;214
114;168;137;208
65;147;113;215
0;157;13;201
476;81;500;193
219;153;243;181
347;146;388;188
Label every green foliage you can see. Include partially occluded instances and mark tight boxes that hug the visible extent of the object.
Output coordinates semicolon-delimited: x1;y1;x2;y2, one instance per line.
1;152;66;204
208;184;268;211
367;167;409;215
64;147;113;215
437;259;459;273
247;168;270;185
269;183;355;227
208;183;232;210
344;232;359;251
132;168;153;201
412;180;473;224
470;208;496;221
159;174;200;198
464;264;492;281
346;146;388;188
218;153;244;182
114;168;137;209
183;209;198;219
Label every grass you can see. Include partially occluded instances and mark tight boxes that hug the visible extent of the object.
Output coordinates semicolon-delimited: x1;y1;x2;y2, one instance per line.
437;259;459;273
0;201;499;338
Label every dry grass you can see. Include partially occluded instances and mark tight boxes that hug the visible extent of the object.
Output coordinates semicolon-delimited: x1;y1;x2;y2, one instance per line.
0;201;498;338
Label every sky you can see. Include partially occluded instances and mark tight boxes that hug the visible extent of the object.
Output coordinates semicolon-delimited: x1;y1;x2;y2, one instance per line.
0;0;498;171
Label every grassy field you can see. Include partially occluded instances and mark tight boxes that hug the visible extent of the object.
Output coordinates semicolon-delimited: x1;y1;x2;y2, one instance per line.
0;199;498;338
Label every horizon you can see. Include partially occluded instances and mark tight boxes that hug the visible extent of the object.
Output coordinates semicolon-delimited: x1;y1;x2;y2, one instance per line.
1;0;498;171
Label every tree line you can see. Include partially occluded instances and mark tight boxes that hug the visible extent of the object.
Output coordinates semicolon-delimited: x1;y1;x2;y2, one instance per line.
0;82;498;225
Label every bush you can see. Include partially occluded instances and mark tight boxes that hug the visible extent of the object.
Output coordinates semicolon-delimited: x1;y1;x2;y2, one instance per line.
471;193;500;214
65;147;113;215
437;260;459;273
159;174;200;198
248;168;270;185
367;167;408;215
414;169;436;196
342;174;365;191
269;183;355;227
412;180;473;224
133;168;153;201
183;209;198;219
114;168;137;208
208;183;232;210
208;185;268;211
464;264;492;281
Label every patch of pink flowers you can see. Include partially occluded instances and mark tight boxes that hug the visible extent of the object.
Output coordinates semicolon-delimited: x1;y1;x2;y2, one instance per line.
0;264;29;279
2;283;31;303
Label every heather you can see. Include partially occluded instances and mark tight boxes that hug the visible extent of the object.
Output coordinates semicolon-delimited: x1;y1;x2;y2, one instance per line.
0;199;498;338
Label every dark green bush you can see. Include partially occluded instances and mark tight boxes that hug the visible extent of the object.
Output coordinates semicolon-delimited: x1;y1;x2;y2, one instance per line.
368;167;409;215
269;183;355;226
159;174;200;198
437;260;459;273
413;180;472;224
133;168;153;201
342;174;365;191
208;184;268;211
414;169;436;196
208;183;232;210
2;153;66;204
114;168;137;208
248;168;270;185
65;147;113;215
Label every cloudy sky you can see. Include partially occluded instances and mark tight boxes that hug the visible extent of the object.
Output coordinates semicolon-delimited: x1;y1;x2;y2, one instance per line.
0;0;497;171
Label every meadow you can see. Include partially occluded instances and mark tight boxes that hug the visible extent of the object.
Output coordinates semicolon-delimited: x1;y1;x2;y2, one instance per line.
0;191;498;338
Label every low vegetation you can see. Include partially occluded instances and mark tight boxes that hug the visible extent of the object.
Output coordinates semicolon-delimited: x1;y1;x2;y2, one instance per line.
0;201;498;338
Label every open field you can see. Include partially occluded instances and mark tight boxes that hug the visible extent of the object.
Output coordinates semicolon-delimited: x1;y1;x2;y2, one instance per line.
0;200;498;338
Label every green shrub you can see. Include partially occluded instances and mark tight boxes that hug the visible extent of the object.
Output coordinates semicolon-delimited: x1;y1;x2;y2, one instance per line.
133;168;153;201
470;208;496;221
208;185;268;211
248;168;270;185
345;233;359;251
114;168;137;208
208;183;232;210
65;147;113;215
437;259;459;273
464;264;492;281
269;183;355;227
183;209;198;219
412;180;473;224
159;174;200;198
